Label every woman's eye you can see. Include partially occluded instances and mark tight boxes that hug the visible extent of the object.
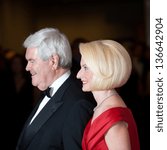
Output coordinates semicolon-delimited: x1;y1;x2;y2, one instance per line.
83;65;88;70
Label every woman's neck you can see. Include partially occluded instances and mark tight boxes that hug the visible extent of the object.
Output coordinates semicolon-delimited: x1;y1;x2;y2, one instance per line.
92;89;117;104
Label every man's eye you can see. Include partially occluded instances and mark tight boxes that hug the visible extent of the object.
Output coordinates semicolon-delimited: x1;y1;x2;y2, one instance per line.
30;60;35;63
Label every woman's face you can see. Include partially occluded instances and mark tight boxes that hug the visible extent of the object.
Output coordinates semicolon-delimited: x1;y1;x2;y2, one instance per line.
76;57;93;92
25;47;53;91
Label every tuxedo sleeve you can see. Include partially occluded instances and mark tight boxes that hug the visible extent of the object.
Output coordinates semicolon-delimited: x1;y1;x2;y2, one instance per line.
62;99;94;150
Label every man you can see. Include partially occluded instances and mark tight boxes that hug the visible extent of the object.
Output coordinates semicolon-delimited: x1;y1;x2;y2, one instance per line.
16;28;95;150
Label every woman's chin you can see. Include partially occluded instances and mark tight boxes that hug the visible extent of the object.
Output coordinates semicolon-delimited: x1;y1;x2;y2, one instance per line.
82;87;90;92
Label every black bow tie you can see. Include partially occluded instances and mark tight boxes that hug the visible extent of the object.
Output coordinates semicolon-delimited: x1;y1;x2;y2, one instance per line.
44;87;53;98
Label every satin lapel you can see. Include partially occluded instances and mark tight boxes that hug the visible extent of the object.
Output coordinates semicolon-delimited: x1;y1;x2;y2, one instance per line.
22;76;73;149
22;97;63;149
17;95;44;150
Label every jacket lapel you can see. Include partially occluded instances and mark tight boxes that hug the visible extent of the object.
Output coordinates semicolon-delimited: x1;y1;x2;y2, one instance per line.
20;76;73;149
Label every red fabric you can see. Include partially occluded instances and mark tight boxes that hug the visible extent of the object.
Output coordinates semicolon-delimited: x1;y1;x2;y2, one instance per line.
82;107;140;150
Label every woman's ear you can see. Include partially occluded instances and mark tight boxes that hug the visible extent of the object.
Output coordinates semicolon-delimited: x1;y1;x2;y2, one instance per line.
50;54;59;70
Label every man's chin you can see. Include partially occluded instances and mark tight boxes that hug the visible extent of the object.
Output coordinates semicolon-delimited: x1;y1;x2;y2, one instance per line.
32;81;37;87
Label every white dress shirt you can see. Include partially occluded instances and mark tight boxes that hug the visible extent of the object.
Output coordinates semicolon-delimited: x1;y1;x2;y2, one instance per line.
29;70;71;124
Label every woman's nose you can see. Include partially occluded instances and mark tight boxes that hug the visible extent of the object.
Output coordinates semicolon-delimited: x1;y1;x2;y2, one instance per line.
76;69;81;79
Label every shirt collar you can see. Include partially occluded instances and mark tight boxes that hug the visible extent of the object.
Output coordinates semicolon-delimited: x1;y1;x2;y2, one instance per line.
49;70;71;96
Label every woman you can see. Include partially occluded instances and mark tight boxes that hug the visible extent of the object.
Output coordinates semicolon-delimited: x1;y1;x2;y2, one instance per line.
77;40;140;150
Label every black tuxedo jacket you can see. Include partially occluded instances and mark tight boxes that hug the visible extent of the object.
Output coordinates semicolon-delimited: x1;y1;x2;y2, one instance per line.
16;75;95;150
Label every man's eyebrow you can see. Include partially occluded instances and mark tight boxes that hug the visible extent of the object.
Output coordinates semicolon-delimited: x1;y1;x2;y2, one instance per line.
27;58;35;61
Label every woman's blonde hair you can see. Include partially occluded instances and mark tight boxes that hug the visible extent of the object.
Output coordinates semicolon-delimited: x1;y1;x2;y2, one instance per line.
79;40;132;90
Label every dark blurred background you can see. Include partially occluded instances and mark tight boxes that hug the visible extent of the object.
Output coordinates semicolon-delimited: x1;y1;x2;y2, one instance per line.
0;0;150;149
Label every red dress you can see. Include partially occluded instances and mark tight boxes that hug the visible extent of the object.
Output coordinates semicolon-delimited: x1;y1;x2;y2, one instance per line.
82;107;140;150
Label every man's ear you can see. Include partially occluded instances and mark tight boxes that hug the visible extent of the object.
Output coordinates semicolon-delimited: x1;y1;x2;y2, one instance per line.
50;54;59;70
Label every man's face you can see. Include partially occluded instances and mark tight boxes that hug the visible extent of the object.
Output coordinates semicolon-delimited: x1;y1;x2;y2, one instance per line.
25;47;53;91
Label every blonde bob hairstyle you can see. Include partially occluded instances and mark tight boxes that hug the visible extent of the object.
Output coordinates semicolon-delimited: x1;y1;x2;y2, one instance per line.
79;40;132;91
